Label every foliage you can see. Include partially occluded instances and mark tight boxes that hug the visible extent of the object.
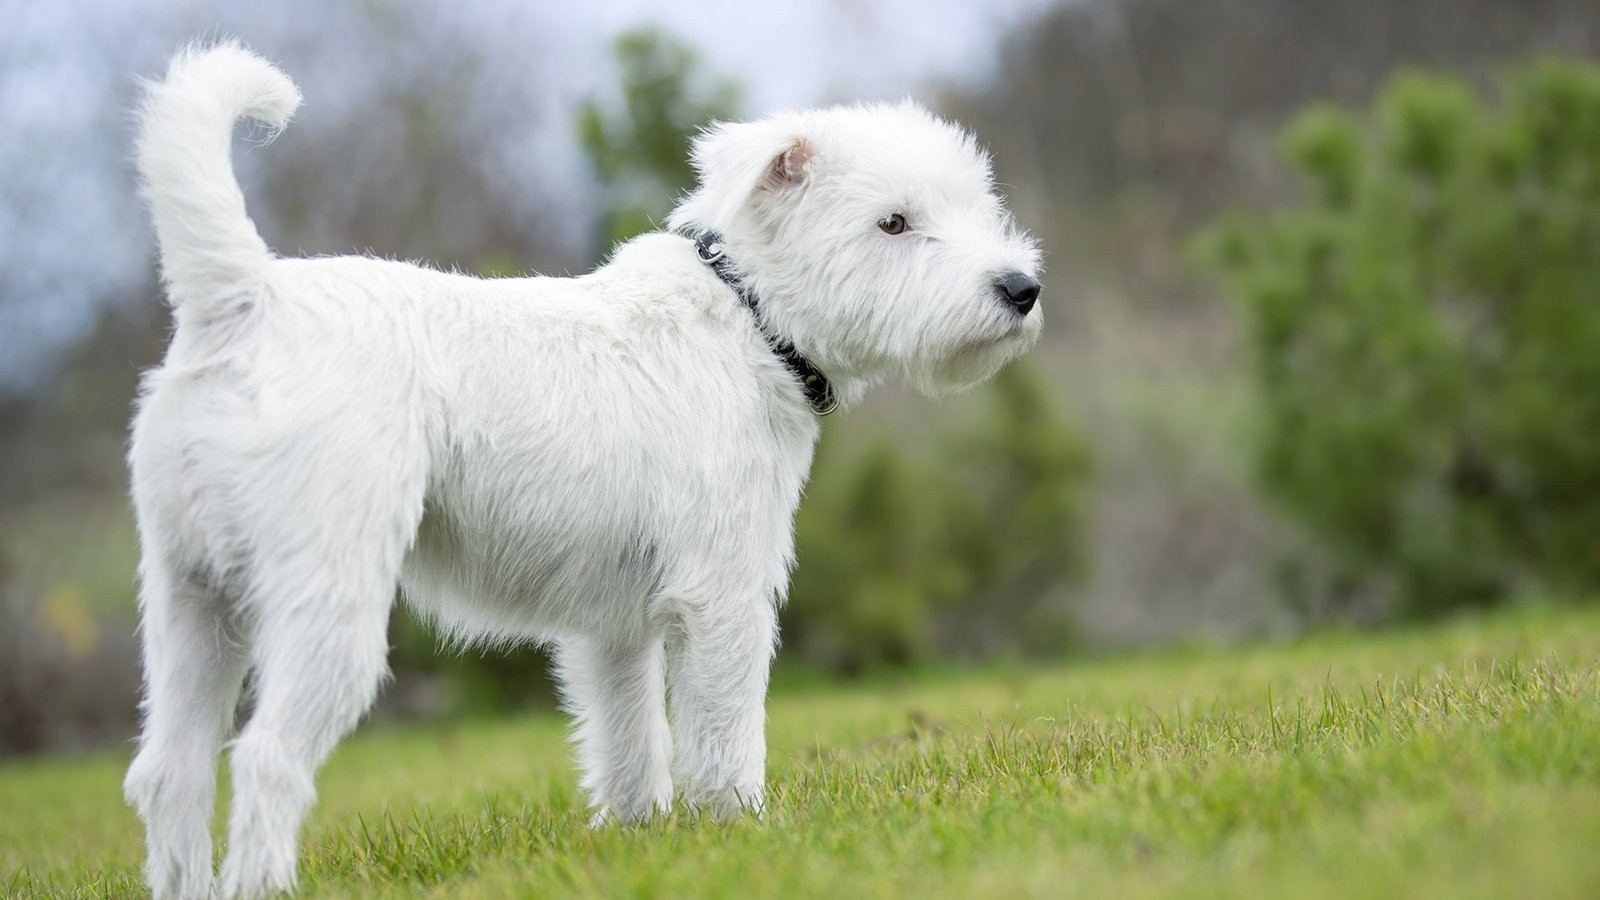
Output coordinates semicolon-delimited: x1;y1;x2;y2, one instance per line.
385;611;557;716
787;363;1093;671
0;564;140;756
576;27;742;248
7;604;1599;897
1197;59;1600;616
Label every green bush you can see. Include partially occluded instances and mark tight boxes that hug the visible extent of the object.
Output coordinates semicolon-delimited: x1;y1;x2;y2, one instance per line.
1197;58;1600;615
786;362;1093;671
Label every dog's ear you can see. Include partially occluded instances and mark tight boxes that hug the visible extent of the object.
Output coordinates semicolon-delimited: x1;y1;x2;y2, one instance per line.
667;118;812;233
763;138;812;190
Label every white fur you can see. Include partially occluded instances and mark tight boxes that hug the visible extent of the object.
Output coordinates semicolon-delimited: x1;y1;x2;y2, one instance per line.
122;41;1042;899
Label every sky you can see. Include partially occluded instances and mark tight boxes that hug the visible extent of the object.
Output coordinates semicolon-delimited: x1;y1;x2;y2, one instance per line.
0;0;1063;397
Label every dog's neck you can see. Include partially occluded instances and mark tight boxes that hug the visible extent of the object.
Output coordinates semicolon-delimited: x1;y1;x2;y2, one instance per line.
694;232;838;416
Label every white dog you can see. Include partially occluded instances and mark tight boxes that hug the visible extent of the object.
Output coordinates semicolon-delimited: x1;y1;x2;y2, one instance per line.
123;41;1041;899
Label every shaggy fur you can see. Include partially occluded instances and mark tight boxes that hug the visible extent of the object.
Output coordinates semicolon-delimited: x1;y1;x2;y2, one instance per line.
123;41;1042;899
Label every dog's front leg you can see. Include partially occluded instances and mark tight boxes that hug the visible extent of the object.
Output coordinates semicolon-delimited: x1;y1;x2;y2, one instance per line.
553;636;674;825
663;593;778;819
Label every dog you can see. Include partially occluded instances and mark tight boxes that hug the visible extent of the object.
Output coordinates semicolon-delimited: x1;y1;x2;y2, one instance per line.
122;41;1042;898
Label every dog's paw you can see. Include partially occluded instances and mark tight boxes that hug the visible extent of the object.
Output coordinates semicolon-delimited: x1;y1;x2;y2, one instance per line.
682;787;764;823
587;795;673;829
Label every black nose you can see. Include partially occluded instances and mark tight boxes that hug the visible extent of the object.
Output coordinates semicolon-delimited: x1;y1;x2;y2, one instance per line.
997;272;1041;316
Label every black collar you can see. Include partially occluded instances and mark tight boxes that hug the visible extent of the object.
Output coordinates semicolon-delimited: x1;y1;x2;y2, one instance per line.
695;232;837;416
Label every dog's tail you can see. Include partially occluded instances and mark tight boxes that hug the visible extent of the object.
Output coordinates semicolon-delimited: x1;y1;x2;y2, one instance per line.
136;41;300;316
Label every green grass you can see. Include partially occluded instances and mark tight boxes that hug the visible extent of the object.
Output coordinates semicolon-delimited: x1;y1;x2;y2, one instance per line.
4;603;1599;898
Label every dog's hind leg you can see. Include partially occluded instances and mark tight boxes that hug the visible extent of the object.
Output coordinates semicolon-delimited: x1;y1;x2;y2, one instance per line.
214;418;427;898
125;552;249;900
554;635;674;824
216;547;401;899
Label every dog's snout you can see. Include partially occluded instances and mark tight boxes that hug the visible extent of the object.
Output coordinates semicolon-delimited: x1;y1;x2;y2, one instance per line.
996;272;1041;316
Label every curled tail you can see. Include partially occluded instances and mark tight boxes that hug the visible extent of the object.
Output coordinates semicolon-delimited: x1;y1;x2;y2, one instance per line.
136;41;300;317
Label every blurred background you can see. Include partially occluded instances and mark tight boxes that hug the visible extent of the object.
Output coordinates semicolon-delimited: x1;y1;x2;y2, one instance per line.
4;0;1599;757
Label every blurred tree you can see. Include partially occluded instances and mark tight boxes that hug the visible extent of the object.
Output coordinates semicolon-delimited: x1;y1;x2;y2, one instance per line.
786;364;1093;672
943;0;1600;636
948;0;1600;306
1198;59;1600;616
945;362;1095;649
577;27;742;248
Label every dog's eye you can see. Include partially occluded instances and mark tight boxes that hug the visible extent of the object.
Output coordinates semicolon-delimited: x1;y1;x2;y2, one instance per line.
878;213;908;235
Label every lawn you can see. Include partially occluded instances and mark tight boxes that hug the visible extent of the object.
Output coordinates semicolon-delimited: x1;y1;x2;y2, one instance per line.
3;603;1598;898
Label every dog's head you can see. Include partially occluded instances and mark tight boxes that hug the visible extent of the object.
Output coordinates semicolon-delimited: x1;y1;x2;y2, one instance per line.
667;101;1042;404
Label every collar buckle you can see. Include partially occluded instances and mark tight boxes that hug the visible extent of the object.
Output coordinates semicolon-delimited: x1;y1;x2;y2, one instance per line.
695;234;726;265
